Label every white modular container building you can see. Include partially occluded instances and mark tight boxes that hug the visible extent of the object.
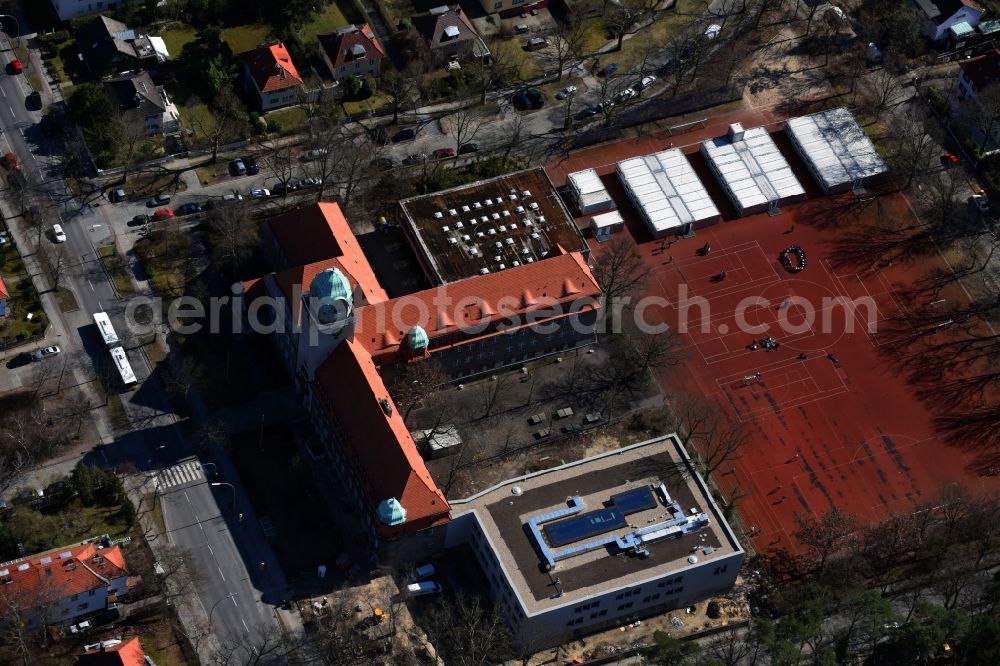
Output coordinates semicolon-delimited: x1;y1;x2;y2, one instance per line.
567;169;616;215
615;149;720;239
700;123;805;216
589;210;625;242
784;107;888;194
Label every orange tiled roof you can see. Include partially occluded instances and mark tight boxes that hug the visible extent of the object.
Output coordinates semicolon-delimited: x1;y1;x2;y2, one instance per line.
266;203;387;303
318;24;385;70
0;543;127;610
75;637;146;666
354;251;600;359
239;42;303;93
0;275;7;300
313;339;450;536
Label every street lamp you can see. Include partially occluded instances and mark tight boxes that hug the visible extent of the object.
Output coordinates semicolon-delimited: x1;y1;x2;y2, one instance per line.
0;15;20;48
208;591;238;629
211;482;236;508
201;462;218;478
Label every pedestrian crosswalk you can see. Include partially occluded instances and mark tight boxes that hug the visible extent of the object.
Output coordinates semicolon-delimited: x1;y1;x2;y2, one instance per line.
153;460;205;491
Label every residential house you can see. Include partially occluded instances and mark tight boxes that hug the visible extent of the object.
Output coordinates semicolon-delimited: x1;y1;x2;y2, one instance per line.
477;0;549;18
955;49;1000;148
75;637;151;666
915;0;984;42
49;0;121;22
412;6;487;66
103;71;181;136
76;15;141;76
0;542;128;628
318;24;385;81
238;43;305;112
0;275;8;317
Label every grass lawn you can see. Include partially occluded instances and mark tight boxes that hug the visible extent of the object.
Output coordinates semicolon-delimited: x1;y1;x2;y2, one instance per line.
160;24;198;58
298;3;352;44
193;160;231;187
342;91;394;116
228;426;343;576
124;171;188;199
0;279;47;345
98;245;137;296
1;244;26;274
55;286;78;313
579;17;609;56
597;0;699;72
106;395;133;432
176;100;215;148
221;24;273;54
266;105;311;133
494;38;541;81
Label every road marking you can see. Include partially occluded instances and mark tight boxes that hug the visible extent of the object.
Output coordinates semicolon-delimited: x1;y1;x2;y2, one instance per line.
218;566;226;581
241;618;250;632
88;280;94;292
232;596;239;607
1;87;6;97
7;105;12;118
207;544;214;555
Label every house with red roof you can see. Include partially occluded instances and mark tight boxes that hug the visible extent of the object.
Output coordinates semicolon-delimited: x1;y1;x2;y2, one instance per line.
0;542;128;628
75;637;149;666
238;42;305;112
0;275;8;317
241;188;600;562
318;24;385;81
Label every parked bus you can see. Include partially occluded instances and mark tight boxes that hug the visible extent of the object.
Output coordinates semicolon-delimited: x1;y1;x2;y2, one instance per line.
93;312;119;348
109;346;137;389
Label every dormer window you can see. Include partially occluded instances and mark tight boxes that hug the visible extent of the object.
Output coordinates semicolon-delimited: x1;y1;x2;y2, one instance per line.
443;25;460;41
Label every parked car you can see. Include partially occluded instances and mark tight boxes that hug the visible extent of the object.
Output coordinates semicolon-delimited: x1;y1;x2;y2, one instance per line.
8;59;22;74
414;563;436;579
250;188;271;199
406;581;443;596
304;148;328;160
432;147;456;160
52;224;66;243
222;192;243;203
971;194;990;214
613;87;636;103
153;208;174;219
230;158;247;176
458;142;480;154
243;157;259;175
6;353;33;369
34;346;61;361
147;193;171;207
524;37;549;51
175;202;202;216
1;152;18;169
201;200;215;211
555;85;577;100
129;214;151;226
636;74;657;91
25;90;41;110
392;128;417;142
575;106;599;120
68;620;92;634
301;177;321;187
270;183;289;196
377;157;398;170
704;23;721;39
109;187;126;202
402;153;426;165
514;23;530;34
601;63;619;77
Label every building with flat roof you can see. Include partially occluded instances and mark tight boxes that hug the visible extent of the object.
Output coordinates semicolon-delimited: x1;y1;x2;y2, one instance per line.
616;150;720;238
444;434;744;649
566;168;616;216
701;123;805;216
398;168;590;285
784;107;888;194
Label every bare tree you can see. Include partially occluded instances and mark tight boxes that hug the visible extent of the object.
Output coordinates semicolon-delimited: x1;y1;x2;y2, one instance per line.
605;0;655;51
449;108;488;151
424;594;515;665
478;373;514;419
381;68;419;125
204;202;258;277
590;236;651;331
793;506;858;574
213;622;287;665
187;85;248;163
965;85;1000;152
388;358;449;421
865;68;903;120
890;117;942;190
548;16;590;80
257;142;297;197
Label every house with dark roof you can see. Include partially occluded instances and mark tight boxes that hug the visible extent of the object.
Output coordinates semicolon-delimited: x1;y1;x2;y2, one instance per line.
955;49;1000;149
75;637;150;666
242;199;600;563
238;43;305;112
103;71;180;136
0;542;128;628
318;24;385;81
915;0;984;42
76;15;142;75
412;5;487;66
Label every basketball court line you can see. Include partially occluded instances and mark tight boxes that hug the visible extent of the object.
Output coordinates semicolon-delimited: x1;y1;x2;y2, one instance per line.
820;259;917;348
654;241;783;308
712;356;849;421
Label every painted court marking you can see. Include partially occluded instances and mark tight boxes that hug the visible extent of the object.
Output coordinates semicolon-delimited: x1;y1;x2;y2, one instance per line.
820;259;917;347
714;356;849;421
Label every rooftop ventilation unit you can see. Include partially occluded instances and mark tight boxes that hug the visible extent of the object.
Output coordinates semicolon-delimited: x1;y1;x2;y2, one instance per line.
529;202;540;211
443;25;461;39
462;234;470;241
469;219;477;226
502;210;511;217
476;232;485;238
16;564;29;571
433;211;444;219
461;205;470;212
527;257;534;263
498;263;506;270
727;122;745;142
510;222;518;229
442;225;450;232
469;247;479;255
488;228;497;235
499;225;507;232
455;221;464;228
60;551;72;559
531;232;540;239
40;557;52;564
505;238;514;245
494;255;502;262
513;260;521;266
473;201;482;209
515;206;525;213
537;215;546;223
447;238;458;245
481;215;488;223
485;198;494;205
449;208;458;216
491;212;500;220
509;193;518;200
480;268;490;274
524;219;533;226
522;248;531;254
522;190;531;197
495;242;503;248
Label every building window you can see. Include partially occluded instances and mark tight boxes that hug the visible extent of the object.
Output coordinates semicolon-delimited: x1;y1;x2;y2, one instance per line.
643;596;650;603
566;620;575;627
88;590;96;596
652;594;661;601
71;594;78;601
575;617;584;625
599;609;607;617
494;0;502;7
77;603;88;611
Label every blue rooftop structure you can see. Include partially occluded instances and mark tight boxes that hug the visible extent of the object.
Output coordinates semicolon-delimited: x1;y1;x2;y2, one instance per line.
376;497;407;526
309;267;353;323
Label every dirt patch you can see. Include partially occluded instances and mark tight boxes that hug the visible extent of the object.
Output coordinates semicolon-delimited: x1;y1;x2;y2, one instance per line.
744;27;835;109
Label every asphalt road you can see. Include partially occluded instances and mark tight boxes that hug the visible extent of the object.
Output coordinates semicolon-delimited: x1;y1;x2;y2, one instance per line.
0;32;284;658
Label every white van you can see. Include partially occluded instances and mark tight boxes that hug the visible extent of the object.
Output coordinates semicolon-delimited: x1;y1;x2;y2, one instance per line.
406;581;442;596
52;224;66;243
